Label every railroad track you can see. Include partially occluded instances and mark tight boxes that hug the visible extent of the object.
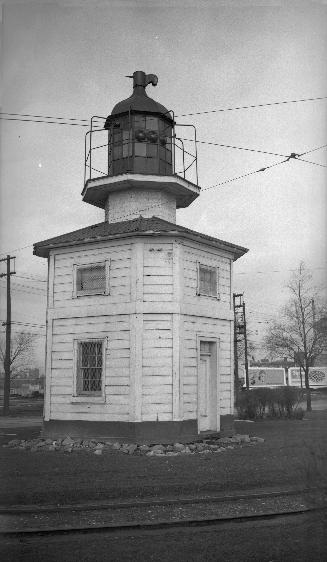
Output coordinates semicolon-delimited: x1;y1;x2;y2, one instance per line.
1;487;326;537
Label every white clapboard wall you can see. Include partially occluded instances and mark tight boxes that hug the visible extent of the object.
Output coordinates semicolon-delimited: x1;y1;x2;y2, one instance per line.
46;236;234;423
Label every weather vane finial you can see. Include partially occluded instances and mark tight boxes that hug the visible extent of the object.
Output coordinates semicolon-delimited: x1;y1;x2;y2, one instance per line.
125;71;158;90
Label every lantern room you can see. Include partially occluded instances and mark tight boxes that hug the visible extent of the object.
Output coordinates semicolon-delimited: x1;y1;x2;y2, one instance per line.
82;71;200;223
104;71;174;177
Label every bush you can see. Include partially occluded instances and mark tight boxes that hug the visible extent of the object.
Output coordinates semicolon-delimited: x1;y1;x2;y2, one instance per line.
236;387;304;420
236;390;259;419
292;406;305;420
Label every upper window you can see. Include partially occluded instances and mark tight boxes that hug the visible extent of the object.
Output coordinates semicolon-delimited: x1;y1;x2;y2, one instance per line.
73;261;109;297
76;340;104;396
197;263;220;299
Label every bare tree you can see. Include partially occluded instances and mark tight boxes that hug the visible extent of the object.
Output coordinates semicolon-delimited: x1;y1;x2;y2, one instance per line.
0;331;36;414
264;262;327;411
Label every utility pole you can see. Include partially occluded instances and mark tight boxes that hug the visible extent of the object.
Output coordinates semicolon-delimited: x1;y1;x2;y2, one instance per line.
243;299;249;390
233;293;240;402
233;293;250;391
310;298;316;369
0;255;16;415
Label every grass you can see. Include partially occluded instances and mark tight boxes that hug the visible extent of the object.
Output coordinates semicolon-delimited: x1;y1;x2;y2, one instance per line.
1;410;326;508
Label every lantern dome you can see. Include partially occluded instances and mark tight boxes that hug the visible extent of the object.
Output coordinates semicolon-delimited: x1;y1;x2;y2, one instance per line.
105;71;173;127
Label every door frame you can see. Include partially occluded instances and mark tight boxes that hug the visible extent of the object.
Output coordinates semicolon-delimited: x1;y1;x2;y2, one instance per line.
196;334;220;433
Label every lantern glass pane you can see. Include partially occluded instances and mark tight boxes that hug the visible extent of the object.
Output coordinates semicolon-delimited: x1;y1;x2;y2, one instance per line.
147;144;158;158
134;115;146;129
135;143;147;156
113;145;122;159
146;116;158;130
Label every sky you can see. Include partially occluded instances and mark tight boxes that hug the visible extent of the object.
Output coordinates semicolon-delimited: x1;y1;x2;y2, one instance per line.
0;0;326;369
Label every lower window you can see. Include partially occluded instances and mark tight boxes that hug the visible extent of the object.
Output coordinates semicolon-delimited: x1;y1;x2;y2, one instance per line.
76;340;104;395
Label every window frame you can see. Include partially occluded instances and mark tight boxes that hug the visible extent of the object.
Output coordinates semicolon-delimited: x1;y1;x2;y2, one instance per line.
72;259;110;298
73;338;107;400
196;262;220;299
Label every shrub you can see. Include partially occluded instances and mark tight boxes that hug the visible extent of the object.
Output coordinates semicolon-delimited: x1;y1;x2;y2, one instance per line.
291;406;305;420
236;386;304;420
236;390;259;419
279;386;304;418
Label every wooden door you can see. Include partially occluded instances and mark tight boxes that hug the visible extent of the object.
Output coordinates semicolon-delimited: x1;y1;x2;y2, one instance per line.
199;352;211;432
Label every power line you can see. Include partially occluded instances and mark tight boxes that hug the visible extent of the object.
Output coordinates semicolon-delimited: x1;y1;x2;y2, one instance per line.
0;282;46;296
1;95;326;127
13;321;45;329
296;157;327;169
176;95;327;118
0;243;35;256
299;143;327;156
0;320;46;329
15;275;47;283
234;265;327;275
0;111;88;123
203;158;290;191
0;116;88;127
203;145;327;192
181;138;287;157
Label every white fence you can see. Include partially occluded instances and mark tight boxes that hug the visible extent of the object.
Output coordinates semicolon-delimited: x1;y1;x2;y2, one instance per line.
288;367;327;388
241;366;327;388
241;368;286;388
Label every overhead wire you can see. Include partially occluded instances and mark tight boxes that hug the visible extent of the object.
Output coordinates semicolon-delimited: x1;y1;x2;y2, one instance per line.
0;116;88;127
299;143;327;156
234;265;327;275
0;320;46;328
15;275;47;283
296;158;327;169
203;158;290;191
180;137;288;157
0;111;88;123
1;95;326;127
0;282;46;296
176;95;327;118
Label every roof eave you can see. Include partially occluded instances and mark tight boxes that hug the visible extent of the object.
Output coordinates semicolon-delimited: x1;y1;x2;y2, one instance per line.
33;228;248;260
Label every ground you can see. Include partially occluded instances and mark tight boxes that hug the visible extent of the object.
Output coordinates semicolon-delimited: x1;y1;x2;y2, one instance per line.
0;393;326;507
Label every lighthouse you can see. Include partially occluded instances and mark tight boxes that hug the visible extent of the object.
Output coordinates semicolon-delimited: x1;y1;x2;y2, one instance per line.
34;72;248;443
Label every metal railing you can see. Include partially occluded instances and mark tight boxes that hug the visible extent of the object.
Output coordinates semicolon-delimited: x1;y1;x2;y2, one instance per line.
84;113;199;187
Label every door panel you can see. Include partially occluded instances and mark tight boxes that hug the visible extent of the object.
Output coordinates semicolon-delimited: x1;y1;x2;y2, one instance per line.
199;355;210;431
198;340;218;433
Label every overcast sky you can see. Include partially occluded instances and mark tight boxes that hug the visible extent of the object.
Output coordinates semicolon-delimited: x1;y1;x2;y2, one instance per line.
0;0;326;368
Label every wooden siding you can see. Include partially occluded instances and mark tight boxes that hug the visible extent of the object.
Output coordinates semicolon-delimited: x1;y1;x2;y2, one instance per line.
53;242;132;307
49;315;131;421
143;243;174;303
183;242;231;306
141;314;173;422
46;236;234;426
182;315;232;420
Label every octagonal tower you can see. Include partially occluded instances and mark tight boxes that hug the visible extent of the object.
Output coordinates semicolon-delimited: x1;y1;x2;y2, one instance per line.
34;71;248;444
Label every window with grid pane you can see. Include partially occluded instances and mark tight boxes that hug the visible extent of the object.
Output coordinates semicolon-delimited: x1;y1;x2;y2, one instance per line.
76;264;106;295
198;264;218;297
77;341;103;395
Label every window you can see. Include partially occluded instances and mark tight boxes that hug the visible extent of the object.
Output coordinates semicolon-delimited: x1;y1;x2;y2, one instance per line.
197;263;219;298
200;341;211;355
76;340;104;396
73;261;109;297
